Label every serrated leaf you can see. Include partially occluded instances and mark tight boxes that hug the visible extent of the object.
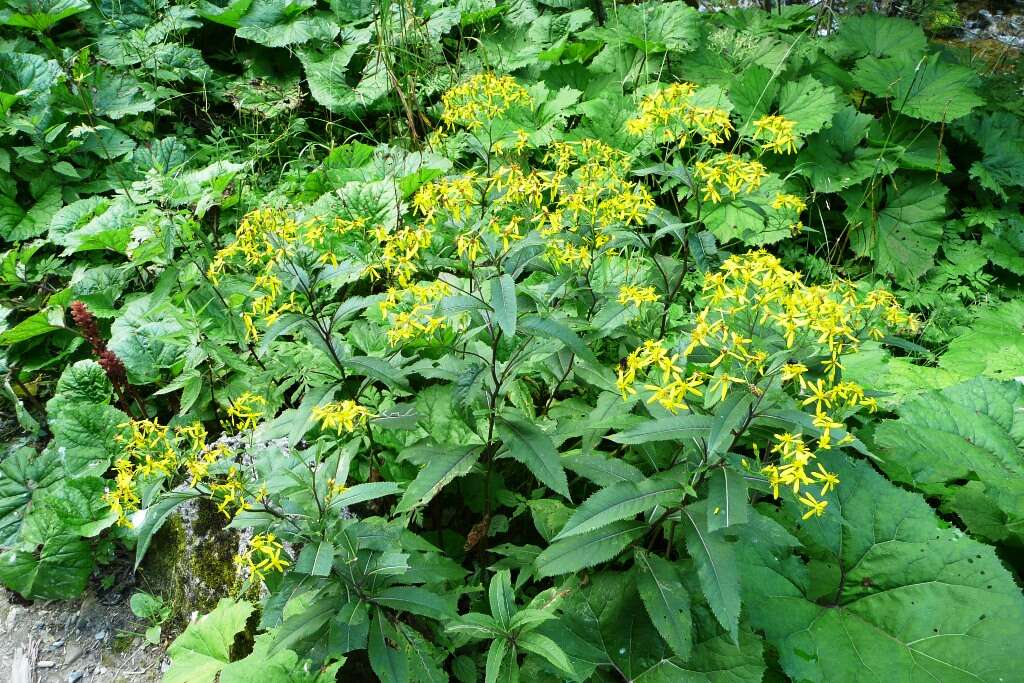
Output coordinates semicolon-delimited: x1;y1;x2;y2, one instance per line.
681;504;740;643
855;53;983;122
875;376;1024;543
395;446;482;513
554;477;681;540
634;549;692;660
496;418;570;499
164;599;254;683
845;177;947;284
369;609;408;683
705;468;749;533
489;274;517;338
536;520;646;577
609;414;713;444
738;453;1024;682
373;586;452;620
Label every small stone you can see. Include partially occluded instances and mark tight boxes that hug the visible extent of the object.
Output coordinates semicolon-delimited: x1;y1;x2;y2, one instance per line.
38;660;57;668
64;643;83;665
94;629;107;641
67;673;84;683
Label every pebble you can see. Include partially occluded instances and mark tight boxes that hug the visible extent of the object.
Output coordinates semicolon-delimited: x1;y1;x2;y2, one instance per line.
67;672;84;683
94;629;108;641
38;659;56;668
64;643;83;664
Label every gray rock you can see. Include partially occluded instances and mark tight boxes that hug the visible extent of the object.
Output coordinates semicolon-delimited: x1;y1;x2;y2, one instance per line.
67;673;84;683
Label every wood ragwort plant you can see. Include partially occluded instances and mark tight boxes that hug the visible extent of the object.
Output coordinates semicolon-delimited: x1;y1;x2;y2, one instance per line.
2;1;1024;682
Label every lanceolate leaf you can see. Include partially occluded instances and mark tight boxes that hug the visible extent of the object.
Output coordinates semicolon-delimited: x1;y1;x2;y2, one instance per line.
609;414;713;444
634;549;692;660
553;476;682;540
680;504;740;643
490;274;517;338
395;446;482;513
519;315;598;365
705;468;749;532
496;418;570;499
536;520;647;577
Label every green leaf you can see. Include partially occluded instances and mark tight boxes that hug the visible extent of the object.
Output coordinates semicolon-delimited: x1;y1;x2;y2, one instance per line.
268;597;337;656
554;476;681;540
519;315;598;365
54;360;113;404
939;300;1024;382
0;0;88;29
634;549;692;660
108;295;187;383
219;633;300;683
609;414;713;444
776;75;840;137
49;196;137;255
680;504;740;643
368;609;408;683
395;445;481;513
517;631;573;675
490;274;517;338
875;377;1024;543
854;53;983;122
496;417;570;499
2;188;61;241
0;512;93;600
197;0;254;27
739;453;1024;683
536;520;646;577
134;491;200;569
705;468;748;532
48;401;129;476
373;586;452;620
488;569;516;630
832;14;927;60
164;599;254;683
0;308;63;346
845;177;947;284
485;638;509;683
235;0;339;47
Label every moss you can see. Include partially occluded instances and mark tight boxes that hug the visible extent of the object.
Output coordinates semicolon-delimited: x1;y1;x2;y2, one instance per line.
138;498;248;629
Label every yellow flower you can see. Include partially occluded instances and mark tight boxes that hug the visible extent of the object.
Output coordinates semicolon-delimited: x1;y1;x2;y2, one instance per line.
752;115;799;154
798;492;828;519
226;392;266;432
312;400;375;434
617;284;659;307
812;464;840;495
440;73;531;130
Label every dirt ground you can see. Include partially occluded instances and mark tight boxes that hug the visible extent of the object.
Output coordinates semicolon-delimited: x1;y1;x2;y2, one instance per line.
0;584;169;683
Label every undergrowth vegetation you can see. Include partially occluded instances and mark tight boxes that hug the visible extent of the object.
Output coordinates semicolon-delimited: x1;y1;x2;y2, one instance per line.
1;0;1024;681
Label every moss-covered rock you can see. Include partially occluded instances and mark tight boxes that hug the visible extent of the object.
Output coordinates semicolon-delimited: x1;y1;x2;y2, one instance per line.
136;497;260;628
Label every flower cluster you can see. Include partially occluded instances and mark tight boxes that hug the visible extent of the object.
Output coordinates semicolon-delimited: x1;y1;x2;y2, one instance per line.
626;83;734;146
234;533;289;583
440;73;531;130
225;391;266;433
104;419;236;526
616;340;706;413
616;251;916;519
379;279;452;346
692;154;767;203
312;400;375;434
617;284;659;307
752;114;798;154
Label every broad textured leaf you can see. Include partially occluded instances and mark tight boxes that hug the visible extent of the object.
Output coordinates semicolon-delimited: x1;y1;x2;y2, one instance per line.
0;0;88;29
496;418;570;499
939;300;1024;382
832;14;927;60
855;53;983;122
845;177;947;284
164;598;254;683
554;476;681;540
635;549;692;660
875;377;1024;543
536;520;646;577
777;75;839;137
739;453;1024;683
